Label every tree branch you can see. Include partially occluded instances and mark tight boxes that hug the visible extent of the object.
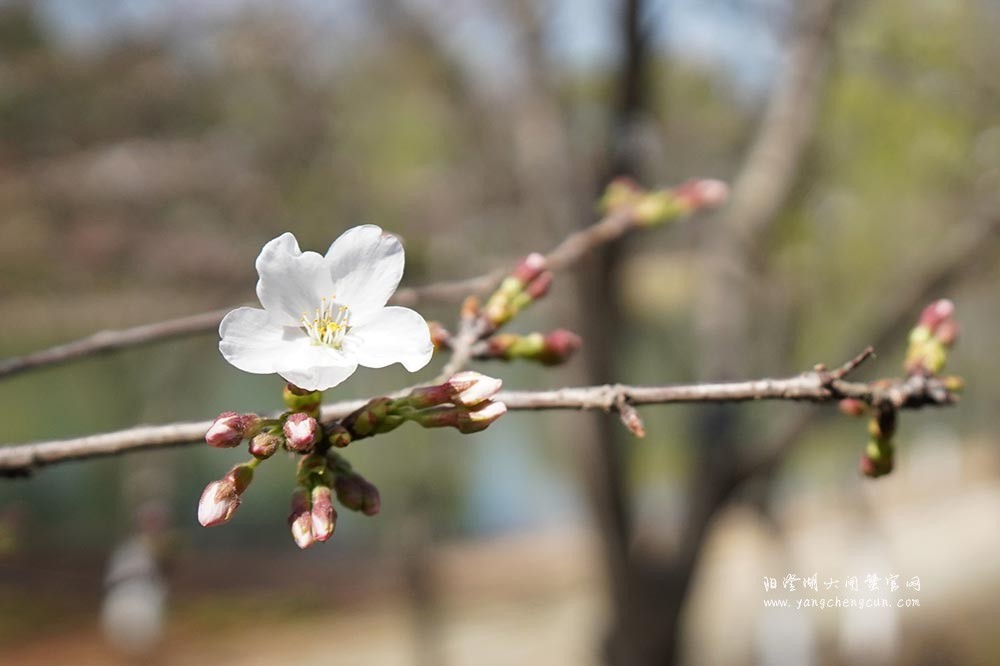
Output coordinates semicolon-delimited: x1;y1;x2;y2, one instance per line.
0;350;957;477
0;204;652;382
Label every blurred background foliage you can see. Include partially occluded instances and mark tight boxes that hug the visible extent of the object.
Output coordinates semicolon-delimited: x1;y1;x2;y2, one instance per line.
1;0;999;664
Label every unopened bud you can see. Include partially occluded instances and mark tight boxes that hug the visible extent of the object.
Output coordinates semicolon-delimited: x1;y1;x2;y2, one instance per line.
326;422;352;448
205;412;245;448
446;371;503;407
918;299;955;332
673;178;729;210
460;295;480;321
428;321;452;351
523;272;553;301
633;191;682;226
283;412;319;453
249;430;283;460
942;375;965;393
617;402;646;438
342;397;393;438
310;485;336;542
511;253;546;286
934;319;959;347
296;453;328;485
333;473;364;512
600;177;644;214
361;480;380;516
838;398;867;418
198;476;243;527
860;438;894;479
457;400;507;434
283;384;322;414
288;486;314;549
333;473;380;515
539;329;582;365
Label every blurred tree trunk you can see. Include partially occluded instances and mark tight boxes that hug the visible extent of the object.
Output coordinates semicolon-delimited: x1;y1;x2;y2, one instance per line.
573;0;649;663
575;1;844;664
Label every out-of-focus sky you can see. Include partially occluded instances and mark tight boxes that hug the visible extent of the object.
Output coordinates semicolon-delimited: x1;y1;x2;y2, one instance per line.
37;0;785;94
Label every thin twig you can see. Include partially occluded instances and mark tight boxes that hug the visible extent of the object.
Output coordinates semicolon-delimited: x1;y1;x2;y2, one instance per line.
0;205;650;381
0;351;957;477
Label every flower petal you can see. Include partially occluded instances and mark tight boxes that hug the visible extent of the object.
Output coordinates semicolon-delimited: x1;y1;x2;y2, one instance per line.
256;232;336;326
325;225;405;322
349;306;433;372
277;362;359;392
218;307;291;374
267;336;359;391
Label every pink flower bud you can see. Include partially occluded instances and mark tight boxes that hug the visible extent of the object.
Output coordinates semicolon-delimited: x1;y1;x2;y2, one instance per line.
205;412;245;448
456;400;507;434
446;371;504;407
288;487;314;549
674;178;729;209
512;253;547;285
283;413;319;453
310;485;337;542
197;479;241;527
918;299;955;332
539;329;582;365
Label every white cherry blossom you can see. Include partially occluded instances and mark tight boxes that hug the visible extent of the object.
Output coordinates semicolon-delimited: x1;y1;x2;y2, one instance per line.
219;225;433;391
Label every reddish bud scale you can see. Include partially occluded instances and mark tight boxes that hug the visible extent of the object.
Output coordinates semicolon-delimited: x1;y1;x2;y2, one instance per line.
249;430;283;459
225;463;255;495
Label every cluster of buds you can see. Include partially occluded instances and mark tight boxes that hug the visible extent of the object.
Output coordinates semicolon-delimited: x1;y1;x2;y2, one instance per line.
480;330;582;366
204;408;322;460
288;454;338;548
198;372;506;546
841;299;962;480
482;253;553;330
600;177;729;227
904;299;959;375
340;371;508;442
429;325;582;366
860;407;896;479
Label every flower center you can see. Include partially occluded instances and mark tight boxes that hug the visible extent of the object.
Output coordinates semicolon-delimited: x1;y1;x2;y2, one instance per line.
301;297;350;348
